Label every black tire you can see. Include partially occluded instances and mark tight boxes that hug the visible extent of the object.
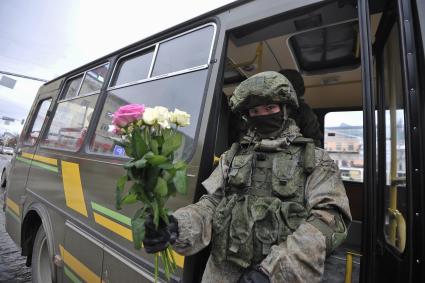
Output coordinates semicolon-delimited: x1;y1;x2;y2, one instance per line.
31;225;54;283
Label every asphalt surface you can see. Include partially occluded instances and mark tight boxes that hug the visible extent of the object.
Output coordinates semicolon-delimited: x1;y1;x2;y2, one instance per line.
0;154;32;283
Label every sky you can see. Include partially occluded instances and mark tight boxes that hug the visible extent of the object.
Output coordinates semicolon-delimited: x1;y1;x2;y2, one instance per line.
0;0;235;135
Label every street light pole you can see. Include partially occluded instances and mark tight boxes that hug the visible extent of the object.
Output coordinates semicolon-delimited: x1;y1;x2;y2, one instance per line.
0;70;48;82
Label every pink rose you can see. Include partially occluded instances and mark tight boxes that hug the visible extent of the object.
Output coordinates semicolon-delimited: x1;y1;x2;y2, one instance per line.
112;126;122;135
112;104;145;128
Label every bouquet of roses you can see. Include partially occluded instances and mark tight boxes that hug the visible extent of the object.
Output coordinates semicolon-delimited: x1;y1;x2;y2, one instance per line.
112;104;190;282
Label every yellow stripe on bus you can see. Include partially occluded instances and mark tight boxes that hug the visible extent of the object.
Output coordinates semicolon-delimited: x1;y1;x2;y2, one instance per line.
93;212;133;241
21;152;34;160
32;154;58;166
59;245;102;283
61;161;88;217
6;198;20;216
21;152;58;166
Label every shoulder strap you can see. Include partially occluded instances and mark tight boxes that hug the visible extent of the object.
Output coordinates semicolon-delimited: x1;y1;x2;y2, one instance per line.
292;137;315;173
225;142;240;166
224;142;240;188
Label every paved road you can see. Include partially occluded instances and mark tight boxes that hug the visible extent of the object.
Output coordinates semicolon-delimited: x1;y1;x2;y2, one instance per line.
0;153;32;283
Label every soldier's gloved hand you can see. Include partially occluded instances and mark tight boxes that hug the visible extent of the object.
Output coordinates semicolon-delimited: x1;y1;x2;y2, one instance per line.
143;214;179;254
237;266;270;283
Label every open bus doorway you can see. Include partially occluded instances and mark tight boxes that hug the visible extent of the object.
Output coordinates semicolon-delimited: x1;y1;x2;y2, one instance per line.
213;1;388;282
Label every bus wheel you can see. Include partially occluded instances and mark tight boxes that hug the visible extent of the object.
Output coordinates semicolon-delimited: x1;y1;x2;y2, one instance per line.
32;225;53;283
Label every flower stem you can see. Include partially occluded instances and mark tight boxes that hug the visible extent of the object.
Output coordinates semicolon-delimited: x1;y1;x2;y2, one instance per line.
154;254;159;283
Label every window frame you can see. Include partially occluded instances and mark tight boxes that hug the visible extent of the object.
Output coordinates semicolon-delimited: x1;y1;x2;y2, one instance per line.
40;61;110;153
109;47;156;87
323;109;365;183
288;19;361;75
22;98;53;146
107;22;217;91
87;22;218;161
60;62;110;102
40;93;100;153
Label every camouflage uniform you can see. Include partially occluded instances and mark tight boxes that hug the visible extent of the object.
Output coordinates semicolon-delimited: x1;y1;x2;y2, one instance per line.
172;72;351;283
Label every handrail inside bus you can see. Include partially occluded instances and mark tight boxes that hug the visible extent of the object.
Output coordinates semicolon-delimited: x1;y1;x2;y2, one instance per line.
230;42;264;72
387;60;406;253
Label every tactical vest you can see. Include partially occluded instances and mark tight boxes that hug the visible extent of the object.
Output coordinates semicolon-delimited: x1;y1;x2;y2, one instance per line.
211;138;315;268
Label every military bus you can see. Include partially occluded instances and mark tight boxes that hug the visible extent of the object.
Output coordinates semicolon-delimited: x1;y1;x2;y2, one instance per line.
4;0;425;282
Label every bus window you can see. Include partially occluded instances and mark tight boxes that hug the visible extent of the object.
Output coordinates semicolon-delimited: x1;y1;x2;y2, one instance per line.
61;63;110;100
111;49;154;87
90;24;216;159
382;24;407;253
151;25;215;76
42;95;97;151
324;111;364;182
24;98;52;145
62;75;83;100
79;63;109;95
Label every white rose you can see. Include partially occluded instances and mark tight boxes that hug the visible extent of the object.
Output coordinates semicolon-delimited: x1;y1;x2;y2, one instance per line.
171;108;190;127
142;107;157;125
154;106;170;123
158;119;171;129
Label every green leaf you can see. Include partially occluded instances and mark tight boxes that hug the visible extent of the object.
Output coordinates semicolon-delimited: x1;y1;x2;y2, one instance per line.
152;200;160;229
173;168;188;195
143;151;154;160
150;139;159;155
122;193;138;204
131;216;145;249
123;160;135;169
157;135;165;147
173;161;187;170
161;133;182;157
132;129;148;159
116;175;127;210
134;158;147;168
145;166;160;193
162;128;173;140
147;155;168;166
160;207;170;225
154;177;168;197
124;145;133;157
162;169;173;182
159;162;174;170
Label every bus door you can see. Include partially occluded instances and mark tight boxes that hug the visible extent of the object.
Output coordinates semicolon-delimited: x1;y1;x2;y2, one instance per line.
365;0;423;281
5;81;57;243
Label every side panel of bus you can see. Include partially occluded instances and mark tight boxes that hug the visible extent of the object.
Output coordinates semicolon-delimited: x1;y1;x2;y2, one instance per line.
5;79;61;246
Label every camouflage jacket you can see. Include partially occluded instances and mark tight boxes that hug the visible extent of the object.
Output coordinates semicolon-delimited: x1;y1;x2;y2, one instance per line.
172;128;351;283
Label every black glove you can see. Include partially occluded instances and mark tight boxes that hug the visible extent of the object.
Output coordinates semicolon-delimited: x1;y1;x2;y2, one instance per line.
143;214;179;254
237;266;270;283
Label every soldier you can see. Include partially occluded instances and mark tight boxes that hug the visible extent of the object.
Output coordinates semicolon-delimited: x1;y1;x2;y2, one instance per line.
143;71;351;283
279;69;323;146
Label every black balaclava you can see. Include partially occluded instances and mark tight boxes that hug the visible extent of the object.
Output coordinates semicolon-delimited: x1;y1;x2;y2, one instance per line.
247;105;288;138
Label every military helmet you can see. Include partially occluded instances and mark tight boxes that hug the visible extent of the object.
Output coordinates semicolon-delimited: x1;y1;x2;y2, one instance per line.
229;71;299;112
278;69;305;97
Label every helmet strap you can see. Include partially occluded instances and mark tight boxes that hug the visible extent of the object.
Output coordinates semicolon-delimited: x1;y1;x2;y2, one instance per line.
281;104;288;120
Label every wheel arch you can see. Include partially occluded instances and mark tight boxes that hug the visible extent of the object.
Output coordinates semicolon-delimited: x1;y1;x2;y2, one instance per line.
21;202;57;281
